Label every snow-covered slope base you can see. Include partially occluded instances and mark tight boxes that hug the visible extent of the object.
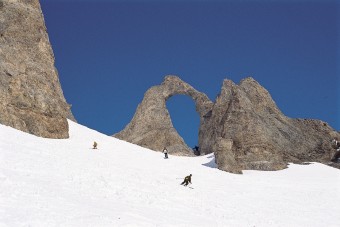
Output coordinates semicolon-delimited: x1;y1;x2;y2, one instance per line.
1;120;339;227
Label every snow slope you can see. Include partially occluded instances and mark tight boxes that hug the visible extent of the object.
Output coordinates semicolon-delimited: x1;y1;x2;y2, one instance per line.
1;120;339;227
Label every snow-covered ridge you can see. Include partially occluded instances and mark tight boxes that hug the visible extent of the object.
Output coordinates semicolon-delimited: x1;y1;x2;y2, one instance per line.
1;120;339;226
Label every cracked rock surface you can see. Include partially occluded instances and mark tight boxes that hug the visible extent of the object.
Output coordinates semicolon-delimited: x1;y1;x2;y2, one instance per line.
0;0;75;138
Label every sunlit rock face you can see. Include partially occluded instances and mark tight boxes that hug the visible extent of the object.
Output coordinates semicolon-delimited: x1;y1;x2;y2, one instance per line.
115;75;339;173
0;0;75;138
114;76;213;156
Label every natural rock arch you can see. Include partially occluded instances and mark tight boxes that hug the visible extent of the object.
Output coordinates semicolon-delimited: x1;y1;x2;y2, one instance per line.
115;75;340;173
114;76;213;155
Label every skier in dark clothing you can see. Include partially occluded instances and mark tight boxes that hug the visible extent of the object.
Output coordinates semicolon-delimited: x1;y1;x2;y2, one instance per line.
193;146;200;156
163;147;168;159
180;174;192;186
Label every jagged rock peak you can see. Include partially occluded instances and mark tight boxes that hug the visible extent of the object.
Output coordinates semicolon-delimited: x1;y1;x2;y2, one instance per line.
209;76;339;173
0;0;75;138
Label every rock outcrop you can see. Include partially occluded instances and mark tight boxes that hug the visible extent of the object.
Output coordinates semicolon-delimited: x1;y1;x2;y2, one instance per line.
114;76;213;155
0;0;75;138
115;76;340;173
206;78;339;172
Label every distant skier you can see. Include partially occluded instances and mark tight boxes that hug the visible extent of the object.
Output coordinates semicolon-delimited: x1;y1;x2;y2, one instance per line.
331;139;340;162
163;147;168;159
193;145;200;156
180;174;192;186
93;141;98;149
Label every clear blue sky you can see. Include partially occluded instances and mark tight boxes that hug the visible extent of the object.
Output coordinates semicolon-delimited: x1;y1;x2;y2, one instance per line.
41;0;339;147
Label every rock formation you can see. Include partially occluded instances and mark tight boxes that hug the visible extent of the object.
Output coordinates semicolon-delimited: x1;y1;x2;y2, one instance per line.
0;0;75;138
207;78;339;172
114;76;213;156
115;76;340;173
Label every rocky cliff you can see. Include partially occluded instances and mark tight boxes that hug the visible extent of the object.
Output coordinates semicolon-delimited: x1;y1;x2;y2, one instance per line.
0;0;75;138
115;76;339;173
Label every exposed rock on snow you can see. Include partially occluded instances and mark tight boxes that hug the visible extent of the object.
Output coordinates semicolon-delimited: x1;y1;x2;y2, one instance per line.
0;0;74;139
212;137;242;174
115;76;340;173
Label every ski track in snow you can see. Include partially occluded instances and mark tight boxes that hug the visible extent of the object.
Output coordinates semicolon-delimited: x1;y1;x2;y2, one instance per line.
1;120;340;227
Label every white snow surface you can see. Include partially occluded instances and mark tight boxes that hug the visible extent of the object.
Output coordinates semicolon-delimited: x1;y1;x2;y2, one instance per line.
1;120;340;227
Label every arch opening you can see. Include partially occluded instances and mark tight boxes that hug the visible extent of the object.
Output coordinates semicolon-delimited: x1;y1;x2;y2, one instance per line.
166;95;200;155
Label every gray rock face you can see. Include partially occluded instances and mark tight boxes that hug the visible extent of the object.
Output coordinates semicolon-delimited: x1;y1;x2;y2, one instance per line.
0;0;75;138
114;76;213;155
116;76;339;173
207;78;339;172
213;137;242;174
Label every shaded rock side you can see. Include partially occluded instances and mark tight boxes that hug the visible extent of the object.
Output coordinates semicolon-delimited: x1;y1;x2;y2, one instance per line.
114;75;213;156
0;0;75;138
208;78;339;172
212;137;242;174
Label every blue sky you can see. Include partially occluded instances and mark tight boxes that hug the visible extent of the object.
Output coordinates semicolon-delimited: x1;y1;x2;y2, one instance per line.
41;0;339;147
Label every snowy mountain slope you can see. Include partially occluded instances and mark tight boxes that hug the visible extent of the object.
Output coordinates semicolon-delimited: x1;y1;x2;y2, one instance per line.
1;120;339;227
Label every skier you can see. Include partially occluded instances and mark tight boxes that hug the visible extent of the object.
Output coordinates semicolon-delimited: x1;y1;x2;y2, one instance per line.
331;139;340;162
180;174;192;186
193;145;200;156
93;141;98;149
163;147;168;159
